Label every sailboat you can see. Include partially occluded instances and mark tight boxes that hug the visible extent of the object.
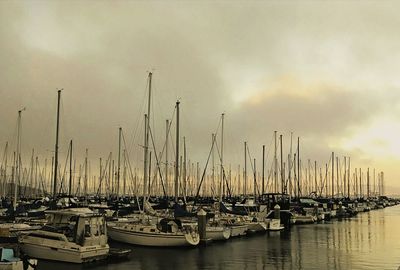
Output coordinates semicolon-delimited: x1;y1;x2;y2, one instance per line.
107;74;200;247
107;214;199;247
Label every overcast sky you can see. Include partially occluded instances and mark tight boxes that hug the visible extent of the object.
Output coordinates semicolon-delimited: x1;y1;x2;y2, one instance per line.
1;1;399;194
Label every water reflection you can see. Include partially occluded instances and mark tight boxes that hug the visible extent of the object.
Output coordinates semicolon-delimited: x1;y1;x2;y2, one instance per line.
37;206;400;270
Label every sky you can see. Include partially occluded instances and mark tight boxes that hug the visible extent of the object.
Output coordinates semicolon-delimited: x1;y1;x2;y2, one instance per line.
0;0;399;195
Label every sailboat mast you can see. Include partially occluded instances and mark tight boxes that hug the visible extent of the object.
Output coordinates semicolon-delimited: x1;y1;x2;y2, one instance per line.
314;161;317;194
69;140;73;197
297;137;300;198
348;157;351;198
253;158;256;200
280;134;283;194
14;109;24;211
53;89;61;198
84;149;88;203
183;137;187;198
274;131;277;193
344;157;347;197
2;142;8;199
219;113;224;202
117;127;122;201
143;72;152;199
331;152;334;199
244;141;247;195
165;119;169;197
367;167;370;198
262;145;265;195
174;101;180;203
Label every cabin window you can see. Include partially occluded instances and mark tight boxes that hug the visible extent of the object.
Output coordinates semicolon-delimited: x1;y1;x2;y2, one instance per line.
99;224;105;235
150;229;155;232
140;228;144;231
90;218;100;236
85;224;91;237
30;234;63;241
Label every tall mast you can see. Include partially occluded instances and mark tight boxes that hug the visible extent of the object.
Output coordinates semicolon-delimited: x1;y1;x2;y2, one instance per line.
314;161;317;193
123;150;126;197
307;159;310;195
143;72;152;199
373;168;376;197
183;137;187;198
274;131;277;193
344;157;347;198
293;153;297;197
367;167;370;198
69;140;73;197
84;149;88;203
2;142;8;198
297;137;300;198
149;152;152;196
53;89;62;198
360;168;363;198
280;134;284;194
30;149;34;196
289;132;293;195
288;155;292;195
107;153;111;199
336;156;339;197
99;158;102;196
196;162;200;196
35;157;38;196
347;157;351;198
331;152;334;199
359;168;362;198
212;134;215;196
219;113;224;202
165;119;169;197
325;164;328;197
262;145;265;195
117;127;122;201
244;141;247;195
14;109;24;211
253;158;256;200
174;101;180;203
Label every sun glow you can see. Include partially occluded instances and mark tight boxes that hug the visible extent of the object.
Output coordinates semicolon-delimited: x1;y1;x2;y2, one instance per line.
337;115;400;160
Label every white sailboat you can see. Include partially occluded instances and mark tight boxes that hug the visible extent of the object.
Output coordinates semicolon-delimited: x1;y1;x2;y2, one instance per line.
108;74;200;247
108;217;199;247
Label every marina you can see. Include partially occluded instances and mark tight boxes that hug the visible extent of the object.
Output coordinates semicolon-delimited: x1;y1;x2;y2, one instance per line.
35;204;400;270
0;62;397;270
1;1;400;269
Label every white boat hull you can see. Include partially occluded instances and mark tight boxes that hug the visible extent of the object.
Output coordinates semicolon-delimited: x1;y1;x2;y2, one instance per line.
228;224;248;237
19;241;109;263
294;214;316;224
206;227;231;241
0;260;37;270
108;226;199;247
246;222;267;233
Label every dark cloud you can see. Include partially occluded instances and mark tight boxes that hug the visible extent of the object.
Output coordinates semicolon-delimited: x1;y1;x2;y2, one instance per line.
1;1;400;191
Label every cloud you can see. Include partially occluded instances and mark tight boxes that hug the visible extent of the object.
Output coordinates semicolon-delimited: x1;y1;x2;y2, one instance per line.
1;1;400;192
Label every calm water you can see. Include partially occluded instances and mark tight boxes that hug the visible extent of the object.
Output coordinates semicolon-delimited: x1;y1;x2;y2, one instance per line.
38;205;400;270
